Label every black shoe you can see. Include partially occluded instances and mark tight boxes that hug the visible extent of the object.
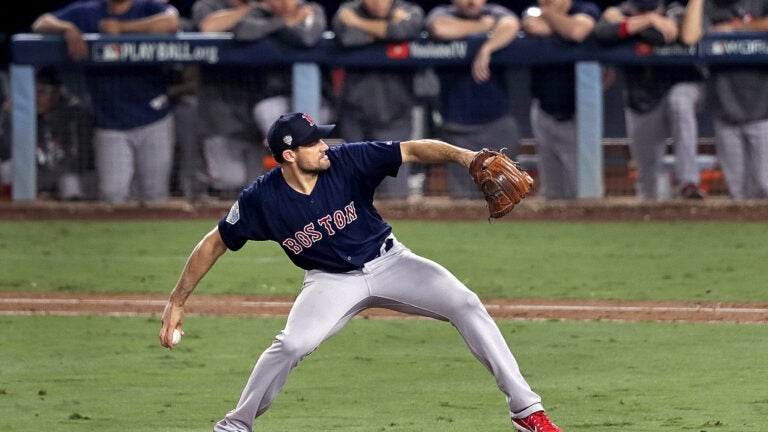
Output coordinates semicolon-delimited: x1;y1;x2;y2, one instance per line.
681;184;704;200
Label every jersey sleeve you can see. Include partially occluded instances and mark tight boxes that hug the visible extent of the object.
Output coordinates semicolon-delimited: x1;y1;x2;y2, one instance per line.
336;141;402;189
53;3;97;32
572;1;601;21
216;184;269;251
217;200;250;251
425;5;453;26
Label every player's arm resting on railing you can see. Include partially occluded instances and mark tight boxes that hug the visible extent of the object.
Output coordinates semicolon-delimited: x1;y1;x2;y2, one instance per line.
232;4;323;46
540;8;596;42
160;226;228;348
226;9;284;40
276;3;326;47
594;7;675;45
100;8;180;35
335;4;422;45
31;14;89;61
427;14;497;40
386;5;424;40
479;15;520;53
32;13;76;34
198;3;253;32
471;15;519;83
335;7;390;43
400;139;476;168
522;13;554;37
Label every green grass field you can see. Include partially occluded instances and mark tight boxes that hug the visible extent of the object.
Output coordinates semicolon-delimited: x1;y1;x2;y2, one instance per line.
1;220;767;301
1;220;767;431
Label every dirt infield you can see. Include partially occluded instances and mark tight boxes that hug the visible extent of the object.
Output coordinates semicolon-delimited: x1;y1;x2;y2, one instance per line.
3;196;768;222
2;197;767;323
2;292;767;323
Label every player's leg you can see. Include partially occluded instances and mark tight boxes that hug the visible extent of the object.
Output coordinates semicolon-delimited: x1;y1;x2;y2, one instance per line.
531;100;577;200
364;241;544;420
173;95;207;201
625;104;669;201
203;135;249;193
741;119;768;198
530;100;559;199
133;114;174;203
214;270;371;432
667;81;704;196
93;128;133;204
713;119;746;200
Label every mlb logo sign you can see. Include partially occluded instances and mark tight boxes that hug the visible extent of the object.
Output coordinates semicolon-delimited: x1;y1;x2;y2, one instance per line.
92;43;122;61
710;41;725;55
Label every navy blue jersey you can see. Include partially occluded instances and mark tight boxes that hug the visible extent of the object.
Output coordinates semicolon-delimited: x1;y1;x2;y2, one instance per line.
425;3;517;125
530;0;601;120
52;0;175;130
218;141;402;272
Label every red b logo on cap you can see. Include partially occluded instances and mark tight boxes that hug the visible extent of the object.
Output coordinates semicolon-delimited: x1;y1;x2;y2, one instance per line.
302;113;316;126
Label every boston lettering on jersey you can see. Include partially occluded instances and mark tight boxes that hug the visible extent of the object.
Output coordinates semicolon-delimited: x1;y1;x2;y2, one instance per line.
282;201;358;254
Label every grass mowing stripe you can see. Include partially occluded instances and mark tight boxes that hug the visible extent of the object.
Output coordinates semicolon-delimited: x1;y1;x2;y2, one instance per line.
1;315;766;432
2;220;767;301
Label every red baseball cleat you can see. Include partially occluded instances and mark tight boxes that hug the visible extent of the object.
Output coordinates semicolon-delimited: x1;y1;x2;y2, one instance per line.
512;410;562;432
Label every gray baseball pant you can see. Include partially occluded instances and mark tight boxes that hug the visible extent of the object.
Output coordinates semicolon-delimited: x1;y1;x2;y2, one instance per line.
440;115;521;200
625;82;703;200
714;117;768;200
530;100;579;200
213;237;543;432
93;114;174;204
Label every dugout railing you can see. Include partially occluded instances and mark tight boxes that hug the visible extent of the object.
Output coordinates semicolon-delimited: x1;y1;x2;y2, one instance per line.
8;31;768;201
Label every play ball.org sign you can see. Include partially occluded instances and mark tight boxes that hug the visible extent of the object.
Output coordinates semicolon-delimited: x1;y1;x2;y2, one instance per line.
92;42;220;64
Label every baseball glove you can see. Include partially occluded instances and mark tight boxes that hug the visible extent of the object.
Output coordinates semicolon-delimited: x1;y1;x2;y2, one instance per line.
469;148;534;219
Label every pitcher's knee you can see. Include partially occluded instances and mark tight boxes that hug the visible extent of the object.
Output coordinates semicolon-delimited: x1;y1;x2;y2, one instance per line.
447;291;485;318
270;333;318;362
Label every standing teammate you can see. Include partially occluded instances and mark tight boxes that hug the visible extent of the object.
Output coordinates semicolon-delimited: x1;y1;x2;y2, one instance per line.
32;0;179;204
425;0;523;200
521;0;600;200
680;0;768;200
332;0;425;200
594;0;707;201
159;112;564;432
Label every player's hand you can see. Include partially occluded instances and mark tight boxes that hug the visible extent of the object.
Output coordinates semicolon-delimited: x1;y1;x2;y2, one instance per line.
159;302;185;349
391;8;408;23
522;17;553;36
63;26;88;61
99;18;122;35
284;6;313;26
601;7;625;24
649;14;679;42
337;8;359;26
479;15;497;32
472;45;492;83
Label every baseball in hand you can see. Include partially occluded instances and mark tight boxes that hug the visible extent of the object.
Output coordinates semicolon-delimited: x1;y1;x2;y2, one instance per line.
172;328;182;345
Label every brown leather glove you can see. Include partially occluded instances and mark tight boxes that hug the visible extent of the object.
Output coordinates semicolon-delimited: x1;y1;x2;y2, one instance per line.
469;148;534;219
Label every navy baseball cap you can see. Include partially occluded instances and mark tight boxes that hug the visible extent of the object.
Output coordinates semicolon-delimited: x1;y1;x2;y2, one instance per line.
266;112;335;157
